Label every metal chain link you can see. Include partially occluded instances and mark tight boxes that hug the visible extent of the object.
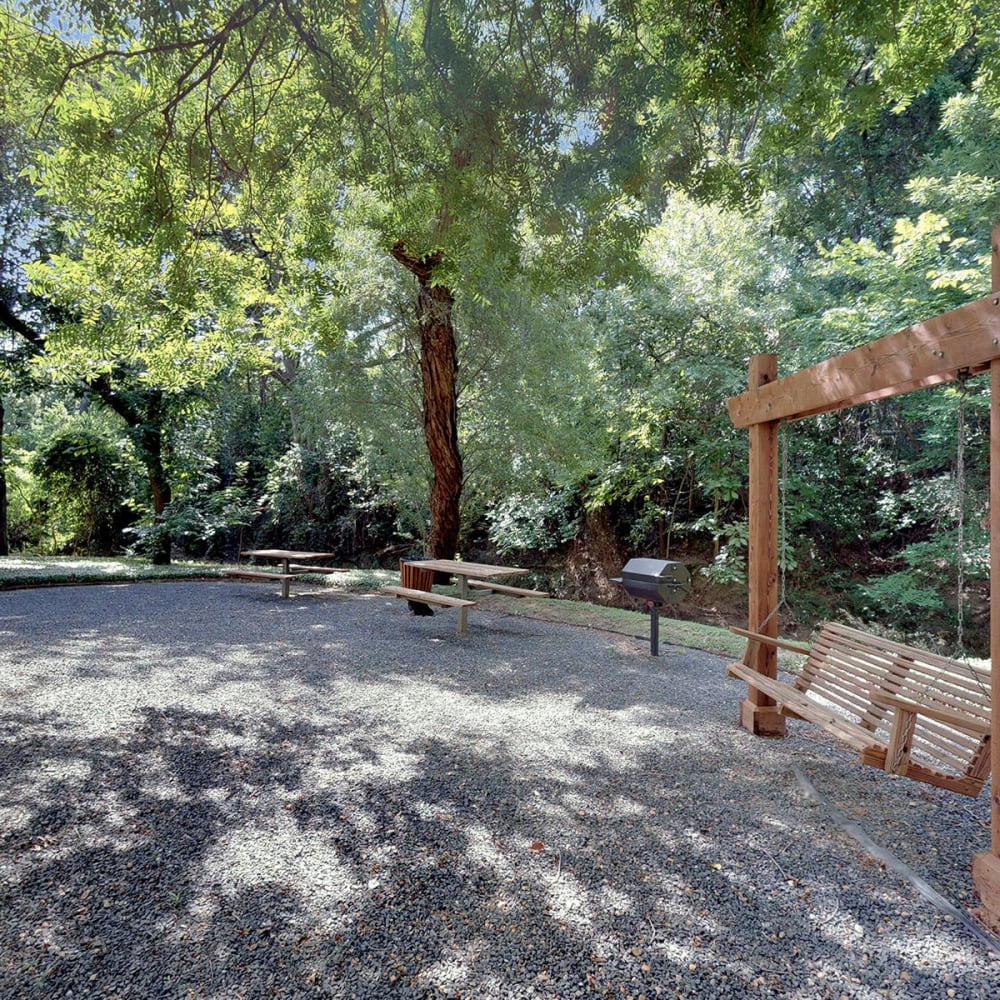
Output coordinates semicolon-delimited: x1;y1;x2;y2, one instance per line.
955;373;968;655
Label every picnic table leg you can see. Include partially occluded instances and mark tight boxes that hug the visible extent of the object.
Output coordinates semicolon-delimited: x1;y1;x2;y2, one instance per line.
457;575;470;634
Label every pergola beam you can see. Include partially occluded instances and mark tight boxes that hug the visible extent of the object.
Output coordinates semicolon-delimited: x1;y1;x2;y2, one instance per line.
727;292;1000;429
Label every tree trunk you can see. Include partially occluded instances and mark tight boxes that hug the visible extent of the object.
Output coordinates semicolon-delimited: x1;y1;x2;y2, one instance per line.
137;392;172;565
390;242;463;559
0;396;8;556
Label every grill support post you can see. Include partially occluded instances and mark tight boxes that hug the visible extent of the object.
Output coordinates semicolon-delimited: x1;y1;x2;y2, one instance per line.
648;602;659;656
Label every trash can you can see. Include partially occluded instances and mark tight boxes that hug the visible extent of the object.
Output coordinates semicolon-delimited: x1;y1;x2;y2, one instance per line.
400;557;435;616
400;557;435;592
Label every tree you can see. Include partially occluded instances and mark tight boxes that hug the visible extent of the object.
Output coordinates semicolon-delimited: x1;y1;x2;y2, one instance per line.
30;422;131;553
6;1;758;559
0;286;183;562
586;192;800;571
284;184;604;552
0;40;49;556
0;11;296;562
278;3;644;557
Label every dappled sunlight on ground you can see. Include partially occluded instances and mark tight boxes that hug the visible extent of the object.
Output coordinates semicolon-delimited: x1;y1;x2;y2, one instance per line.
0;581;996;998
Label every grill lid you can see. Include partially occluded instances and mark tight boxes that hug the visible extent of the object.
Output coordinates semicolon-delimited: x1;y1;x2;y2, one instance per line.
613;558;691;605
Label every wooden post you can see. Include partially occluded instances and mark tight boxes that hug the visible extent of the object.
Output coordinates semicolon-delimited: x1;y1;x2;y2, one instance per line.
742;354;786;736
988;360;1000;825
972;229;1000;934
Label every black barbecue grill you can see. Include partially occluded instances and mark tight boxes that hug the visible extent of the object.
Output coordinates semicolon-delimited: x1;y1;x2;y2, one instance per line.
612;557;691;655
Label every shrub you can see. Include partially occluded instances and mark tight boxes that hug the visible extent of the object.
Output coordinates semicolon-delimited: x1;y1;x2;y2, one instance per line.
30;426;133;554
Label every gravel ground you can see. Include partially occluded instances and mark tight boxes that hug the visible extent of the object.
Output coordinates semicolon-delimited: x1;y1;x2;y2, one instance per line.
1;580;998;1000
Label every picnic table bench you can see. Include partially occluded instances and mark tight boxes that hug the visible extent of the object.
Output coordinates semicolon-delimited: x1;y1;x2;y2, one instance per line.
726;621;992;797
379;585;477;611
225;569;294;583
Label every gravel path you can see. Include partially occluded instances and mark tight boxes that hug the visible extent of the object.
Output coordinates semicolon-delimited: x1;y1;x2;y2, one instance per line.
1;580;998;999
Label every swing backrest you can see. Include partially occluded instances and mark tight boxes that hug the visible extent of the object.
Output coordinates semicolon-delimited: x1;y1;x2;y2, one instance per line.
795;622;991;788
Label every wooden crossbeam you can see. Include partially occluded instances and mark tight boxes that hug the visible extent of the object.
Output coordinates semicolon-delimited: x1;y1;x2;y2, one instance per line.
726;292;1000;428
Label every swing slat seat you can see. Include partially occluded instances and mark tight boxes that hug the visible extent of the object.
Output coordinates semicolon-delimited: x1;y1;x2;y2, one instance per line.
727;622;992;797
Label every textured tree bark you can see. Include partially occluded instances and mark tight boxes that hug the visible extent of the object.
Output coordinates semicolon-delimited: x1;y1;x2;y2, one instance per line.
136;392;172;566
390;242;463;559
0;396;8;556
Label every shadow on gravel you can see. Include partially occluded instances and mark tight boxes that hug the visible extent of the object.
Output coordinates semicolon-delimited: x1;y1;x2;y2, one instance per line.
0;582;995;998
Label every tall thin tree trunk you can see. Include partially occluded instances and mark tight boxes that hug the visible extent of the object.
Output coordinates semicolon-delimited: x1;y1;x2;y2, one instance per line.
391;242;463;559
0;396;8;556
147;460;172;565
137;391;172;565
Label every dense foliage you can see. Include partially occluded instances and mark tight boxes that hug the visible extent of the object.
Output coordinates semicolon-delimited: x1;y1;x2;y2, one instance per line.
3;1;1000;651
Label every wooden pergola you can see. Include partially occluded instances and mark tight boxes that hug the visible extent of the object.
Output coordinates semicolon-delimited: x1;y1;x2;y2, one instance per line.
725;230;1000;934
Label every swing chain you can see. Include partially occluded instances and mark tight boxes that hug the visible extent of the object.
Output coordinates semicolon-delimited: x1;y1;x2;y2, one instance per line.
780;418;789;612
933;369;989;701
954;369;970;656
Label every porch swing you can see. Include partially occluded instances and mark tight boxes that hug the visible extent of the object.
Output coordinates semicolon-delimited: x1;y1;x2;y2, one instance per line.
722;238;1000;930
726;372;992;798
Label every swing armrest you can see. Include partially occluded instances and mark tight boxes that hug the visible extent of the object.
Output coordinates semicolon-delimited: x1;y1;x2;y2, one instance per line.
869;690;991;736
729;627;812;656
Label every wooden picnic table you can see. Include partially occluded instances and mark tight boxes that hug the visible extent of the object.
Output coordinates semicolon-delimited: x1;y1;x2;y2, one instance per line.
384;558;531;633
237;549;341;598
